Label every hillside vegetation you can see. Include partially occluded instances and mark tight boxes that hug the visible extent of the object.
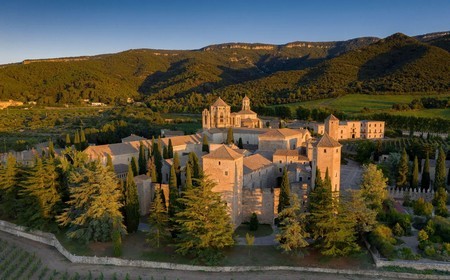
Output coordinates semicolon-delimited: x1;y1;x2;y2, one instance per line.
0;32;449;112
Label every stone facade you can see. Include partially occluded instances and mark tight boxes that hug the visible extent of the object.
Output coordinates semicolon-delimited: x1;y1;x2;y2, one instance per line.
202;96;263;129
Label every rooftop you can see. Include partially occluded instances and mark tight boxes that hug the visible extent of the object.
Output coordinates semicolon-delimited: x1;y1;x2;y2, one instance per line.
122;134;146;143
161;134;202;147
203;145;243;160
244;154;273;174
316;132;341;148
259;128;303;139
211;97;229;107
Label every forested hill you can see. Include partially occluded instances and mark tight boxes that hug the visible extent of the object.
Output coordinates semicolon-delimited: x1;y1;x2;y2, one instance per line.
0;31;449;112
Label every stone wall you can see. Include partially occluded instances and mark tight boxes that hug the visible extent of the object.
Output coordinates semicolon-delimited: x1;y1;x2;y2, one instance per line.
0;219;448;278
388;188;438;202
242;188;275;224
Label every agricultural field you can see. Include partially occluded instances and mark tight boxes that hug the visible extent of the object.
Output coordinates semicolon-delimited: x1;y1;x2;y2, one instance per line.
274;93;450;120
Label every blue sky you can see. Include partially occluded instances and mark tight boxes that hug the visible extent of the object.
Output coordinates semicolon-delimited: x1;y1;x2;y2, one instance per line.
0;0;449;64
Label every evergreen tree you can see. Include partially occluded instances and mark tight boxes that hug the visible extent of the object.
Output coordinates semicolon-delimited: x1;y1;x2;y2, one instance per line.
73;131;81;151
0;154;19;219
175;177;234;264
433;187;448;217
48;140;55;158
130;156;138;177
434;146;446;191
112;218;123;257
57;160;126;242
80;129;88;150
153;145;163;183
309;168;332;238
411;156;419;190
342;190;377;238
173;152;181;187
202;135;209;153
147;189;169;248
360;164;388;210
106;154;114;172
163;146;169;159
19;157;61;230
150;161;157;183
124;164;140;233
421;153;431;191
168;165;179;237
168;139;174;159
237;137;243;149
65;134;71;148
226;127;234;144
396;148;409;190
184;164;193;191
447;166;450;187
276;194;309;255
138;142;147;175
187;152;201;181
278;167;291;214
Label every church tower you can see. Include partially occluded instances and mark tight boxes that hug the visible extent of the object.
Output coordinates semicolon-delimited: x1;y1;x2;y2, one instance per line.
242;95;250;111
325;114;339;141
312;132;341;192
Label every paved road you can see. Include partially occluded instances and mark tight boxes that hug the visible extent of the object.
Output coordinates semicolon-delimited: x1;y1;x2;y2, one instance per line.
341;159;363;191
0;230;409;280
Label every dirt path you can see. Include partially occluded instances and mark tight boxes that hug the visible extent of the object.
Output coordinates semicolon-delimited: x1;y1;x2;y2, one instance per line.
0;230;419;280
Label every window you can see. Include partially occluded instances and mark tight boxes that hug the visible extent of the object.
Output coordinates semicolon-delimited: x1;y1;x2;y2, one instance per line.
299;176;303;182
218;161;221;166
279;160;282;163
279;168;282;172
324;149;327;153
224;171;227;176
336;148;339;153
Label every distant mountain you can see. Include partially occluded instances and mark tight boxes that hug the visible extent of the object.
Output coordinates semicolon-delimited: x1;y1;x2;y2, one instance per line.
0;31;448;112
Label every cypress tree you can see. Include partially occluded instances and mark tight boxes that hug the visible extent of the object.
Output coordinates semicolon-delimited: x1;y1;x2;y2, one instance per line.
396;148;409;190
278;167;291;214
237;137;243;149
48;140;55;158
73;131;81;151
187;152;201;181
138;142;147;175
65;134;71;147
130;157;138;177
226;127;234;144
147;188;168;247
433;187;449;217
173;152;181;186
153;147;163;184
150;161;157;183
421;153;431;191
202;135;209;153
168;139;174;159
106;154;114;172
184;164;193;191
124;164;140;233
80;129;88;150
168;165;179;237
163;146;169;159
434;146;446;191
411;156;419;190
447;166;450;187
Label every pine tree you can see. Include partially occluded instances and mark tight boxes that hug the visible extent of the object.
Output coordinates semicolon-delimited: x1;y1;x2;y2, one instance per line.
434;146;446;191
309;168;333;239
237;137;243;149
360;164;388;210
226;127;234;144
421;153;431;191
168;165;179;237
163;146;169;159
276;194;309;255
278;167;291;214
396;148;409;190
20;157;61;230
130;157;138;177
73;131;81;151
65;134;71;147
411;156;419;190
175;177;234;264
168;139;174;159
138;142;147;175
57;160;126;242
342;190;377;238
124;164;140;233
147;189;169;248
202;134;209;153
0;154;19;219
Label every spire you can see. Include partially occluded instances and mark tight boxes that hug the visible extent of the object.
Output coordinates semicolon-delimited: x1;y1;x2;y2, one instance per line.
242;95;250;111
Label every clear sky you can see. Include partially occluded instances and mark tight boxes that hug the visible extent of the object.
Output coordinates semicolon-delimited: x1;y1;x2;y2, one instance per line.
1;0;449;64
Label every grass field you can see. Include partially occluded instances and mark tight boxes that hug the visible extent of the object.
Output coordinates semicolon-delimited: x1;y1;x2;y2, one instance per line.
273;93;450;119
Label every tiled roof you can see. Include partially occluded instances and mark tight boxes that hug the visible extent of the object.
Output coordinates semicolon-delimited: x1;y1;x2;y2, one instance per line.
85;143;138;158
259;128;302;139
325;114;339;122
203;145;243;160
316;132;341;148
114;163;129;174
160;134;202;147
243;154;273;174
273;149;310;162
237;109;257;115
122;134;146;143
212;97;229;107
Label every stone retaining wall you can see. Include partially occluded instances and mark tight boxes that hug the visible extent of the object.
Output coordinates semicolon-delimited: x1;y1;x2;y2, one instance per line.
0;220;449;279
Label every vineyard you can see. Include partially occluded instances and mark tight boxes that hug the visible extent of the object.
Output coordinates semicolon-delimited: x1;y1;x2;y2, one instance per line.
0;238;142;280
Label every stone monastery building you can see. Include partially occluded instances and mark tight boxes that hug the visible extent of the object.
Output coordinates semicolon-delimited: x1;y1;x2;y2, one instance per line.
79;96;384;227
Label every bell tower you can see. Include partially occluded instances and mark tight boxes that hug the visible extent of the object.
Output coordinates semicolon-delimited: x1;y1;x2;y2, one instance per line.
242;96;250;111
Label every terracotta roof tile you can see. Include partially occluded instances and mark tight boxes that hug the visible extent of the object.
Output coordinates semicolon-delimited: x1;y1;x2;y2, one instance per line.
243;154;273;174
316;132;341;148
203;145;243;160
211;97;229;107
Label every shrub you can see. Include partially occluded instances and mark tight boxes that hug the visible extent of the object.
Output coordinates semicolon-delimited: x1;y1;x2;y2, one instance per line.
369;225;397;259
424;245;436;257
379;209;412;235
249;213;259;231
396;247;420;260
418;229;429;243
413;198;433;217
393;223;405;237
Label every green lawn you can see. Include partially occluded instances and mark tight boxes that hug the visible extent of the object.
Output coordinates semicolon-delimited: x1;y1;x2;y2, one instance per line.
272;93;450;120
